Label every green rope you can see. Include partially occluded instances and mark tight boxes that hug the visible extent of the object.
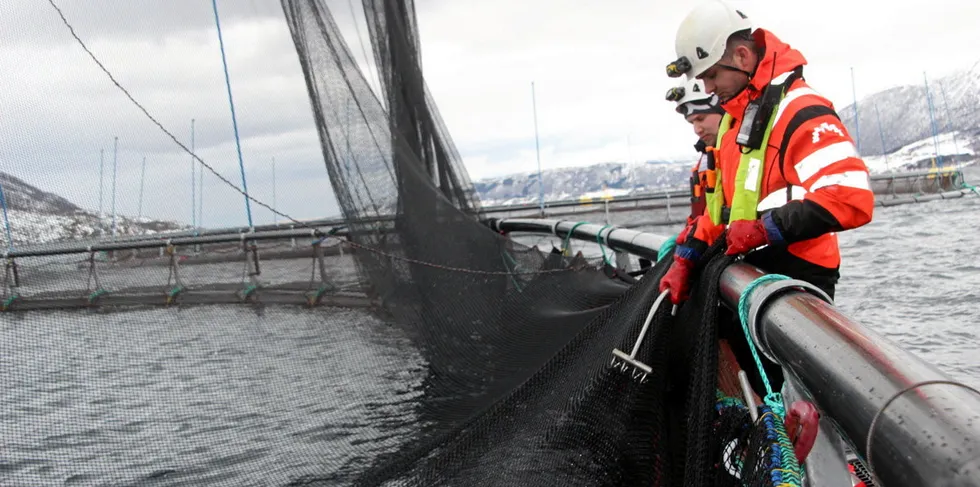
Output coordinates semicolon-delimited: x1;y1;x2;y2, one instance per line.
737;273;790;416
305;285;330;306
240;284;258;300
759;405;804;485
658;233;678;262
961;182;979;195
715;388;745;409
561;222;588;255
2;293;19;311
88;288;108;304
500;251;524;292
596;224;612;266
714;390;802;484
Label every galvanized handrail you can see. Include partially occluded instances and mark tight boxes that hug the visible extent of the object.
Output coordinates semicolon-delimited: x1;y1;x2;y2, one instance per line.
487;217;980;487
3;226;349;258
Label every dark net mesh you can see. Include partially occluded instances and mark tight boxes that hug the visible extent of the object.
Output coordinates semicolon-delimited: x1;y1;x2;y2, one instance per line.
281;1;801;486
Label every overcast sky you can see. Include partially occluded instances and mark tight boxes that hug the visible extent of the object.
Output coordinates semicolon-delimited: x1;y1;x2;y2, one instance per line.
0;0;976;229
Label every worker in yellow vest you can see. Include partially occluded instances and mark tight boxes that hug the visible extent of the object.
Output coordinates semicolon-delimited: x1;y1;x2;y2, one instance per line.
660;0;874;305
666;77;724;226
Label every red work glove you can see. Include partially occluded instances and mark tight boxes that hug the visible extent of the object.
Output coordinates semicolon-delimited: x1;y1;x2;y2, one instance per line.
725;213;784;256
659;253;696;305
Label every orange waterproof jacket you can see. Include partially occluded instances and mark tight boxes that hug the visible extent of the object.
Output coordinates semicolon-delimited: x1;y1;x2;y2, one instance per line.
682;28;874;271
686;140;712;226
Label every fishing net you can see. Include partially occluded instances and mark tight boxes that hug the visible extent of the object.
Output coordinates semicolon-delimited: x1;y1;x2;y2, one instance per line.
1;0;804;485
281;0;803;485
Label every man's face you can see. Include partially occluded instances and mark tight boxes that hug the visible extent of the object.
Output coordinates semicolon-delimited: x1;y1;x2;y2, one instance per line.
686;112;722;146
697;45;753;102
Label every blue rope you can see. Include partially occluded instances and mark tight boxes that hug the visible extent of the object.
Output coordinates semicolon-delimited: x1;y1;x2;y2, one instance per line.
211;0;253;229
759;405;804;485
0;180;13;250
737;273;791;416
658;233;678;262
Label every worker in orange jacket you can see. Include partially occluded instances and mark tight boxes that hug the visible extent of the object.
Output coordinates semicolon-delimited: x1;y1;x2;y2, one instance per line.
660;1;874;303
667;77;725;226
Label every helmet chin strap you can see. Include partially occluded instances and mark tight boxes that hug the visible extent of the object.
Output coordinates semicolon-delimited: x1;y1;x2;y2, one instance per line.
715;63;753;78
714;64;754;103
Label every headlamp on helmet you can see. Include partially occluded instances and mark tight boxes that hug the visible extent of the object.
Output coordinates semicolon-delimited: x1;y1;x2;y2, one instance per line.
671;1;753;80
666;56;692;78
665;86;686;102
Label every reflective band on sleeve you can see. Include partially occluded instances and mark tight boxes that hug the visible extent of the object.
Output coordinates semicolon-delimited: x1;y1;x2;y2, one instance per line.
794;141;859;182
809;170;871;191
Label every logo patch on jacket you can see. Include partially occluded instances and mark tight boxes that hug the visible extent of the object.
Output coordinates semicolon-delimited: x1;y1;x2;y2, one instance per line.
811;122;845;144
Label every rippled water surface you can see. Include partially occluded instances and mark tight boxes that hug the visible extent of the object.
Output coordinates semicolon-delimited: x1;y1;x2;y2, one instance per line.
1;307;424;486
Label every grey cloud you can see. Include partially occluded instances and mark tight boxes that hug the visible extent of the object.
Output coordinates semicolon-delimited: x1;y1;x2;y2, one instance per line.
0;0;381;228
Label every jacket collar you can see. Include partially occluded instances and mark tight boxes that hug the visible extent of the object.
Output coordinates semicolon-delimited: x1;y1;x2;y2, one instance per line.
720;28;808;120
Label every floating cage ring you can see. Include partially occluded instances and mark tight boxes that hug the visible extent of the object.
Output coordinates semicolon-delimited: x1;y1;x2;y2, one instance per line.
866;379;980;482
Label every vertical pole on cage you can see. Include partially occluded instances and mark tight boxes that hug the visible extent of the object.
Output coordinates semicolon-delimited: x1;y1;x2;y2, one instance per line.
938;81;960;165
0;178;14;250
850;67;861;153
923;72;942;168
627;134;636;193
198;138;204;230
110;136;118;240
531;81;544;215
873;102;889;171
191;118;196;229
211;0;253;229
138;156;146;222
98;148;105;218
272;157;278;226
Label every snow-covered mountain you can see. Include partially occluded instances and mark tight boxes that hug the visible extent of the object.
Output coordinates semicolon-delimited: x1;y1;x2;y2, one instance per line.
839;64;980;158
474;159;694;207
0;172;184;246
863;131;975;173
476;66;980;206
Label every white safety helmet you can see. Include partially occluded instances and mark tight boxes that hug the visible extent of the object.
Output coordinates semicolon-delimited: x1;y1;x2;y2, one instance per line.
666;1;754;80
666;78;718;116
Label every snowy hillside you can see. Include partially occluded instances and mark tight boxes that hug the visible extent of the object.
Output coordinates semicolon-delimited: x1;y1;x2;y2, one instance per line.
839;65;980;157
0;172;184;246
474;159;693;206
476;131;977;205
863;131;975;174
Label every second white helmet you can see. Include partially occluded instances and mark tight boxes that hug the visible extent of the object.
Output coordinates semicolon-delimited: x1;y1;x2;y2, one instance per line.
667;1;753;80
667;78;720;116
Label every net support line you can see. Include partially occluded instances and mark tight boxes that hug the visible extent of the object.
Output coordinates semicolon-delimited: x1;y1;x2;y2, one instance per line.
0;179;13;250
211;0;253;228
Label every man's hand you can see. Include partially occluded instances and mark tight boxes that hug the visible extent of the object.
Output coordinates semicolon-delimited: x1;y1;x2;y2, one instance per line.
725;213;784;256
659;253;697;305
